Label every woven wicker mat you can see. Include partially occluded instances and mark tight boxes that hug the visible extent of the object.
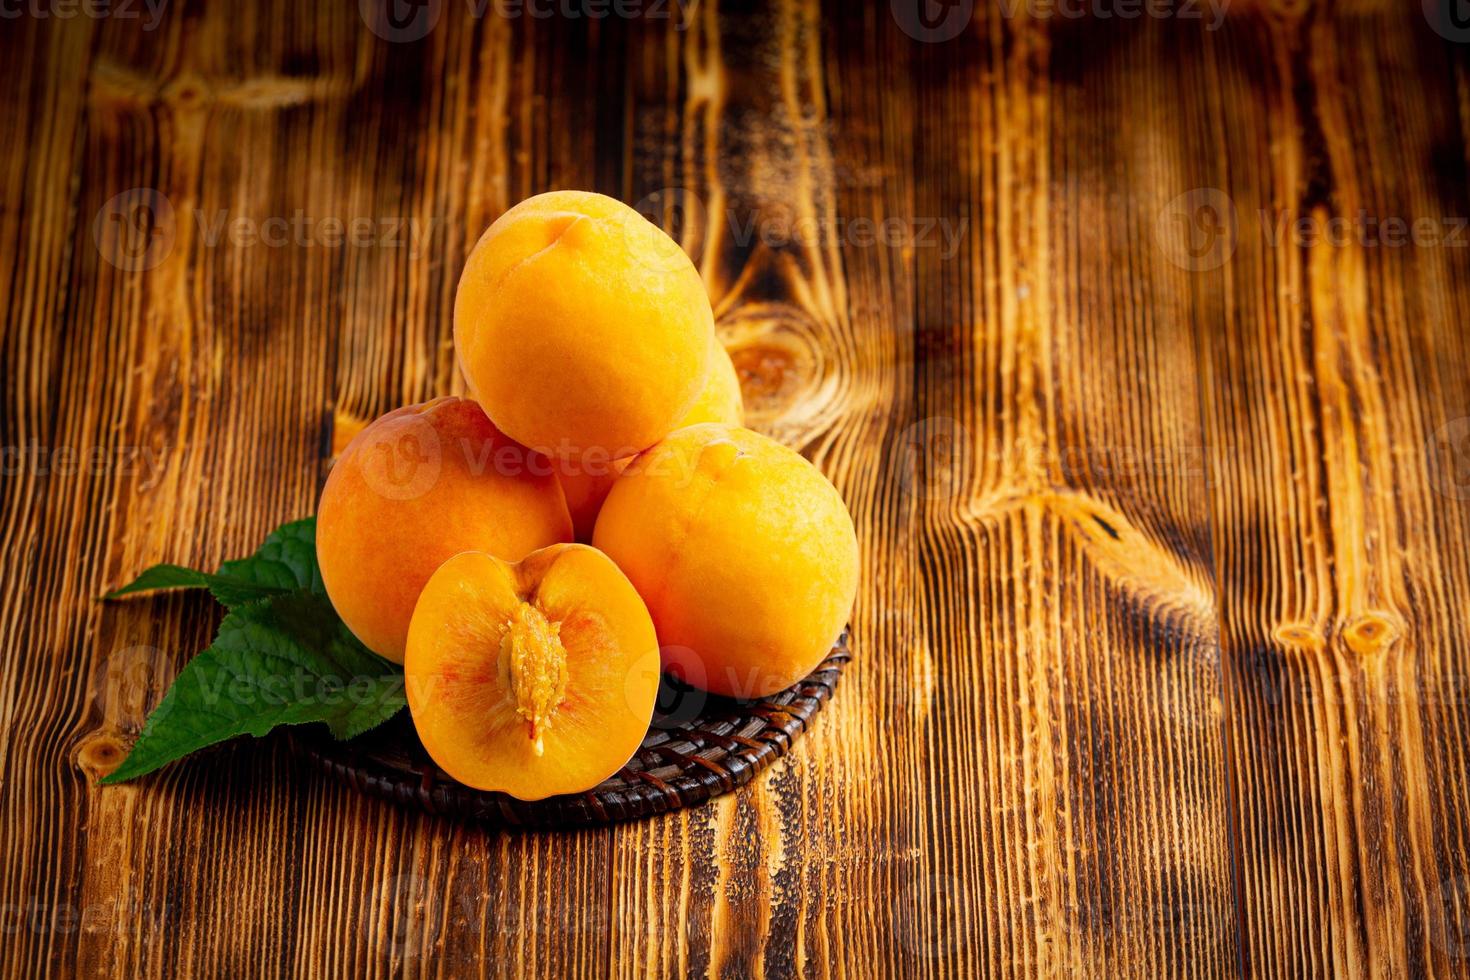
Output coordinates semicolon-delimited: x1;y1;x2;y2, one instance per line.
293;630;850;829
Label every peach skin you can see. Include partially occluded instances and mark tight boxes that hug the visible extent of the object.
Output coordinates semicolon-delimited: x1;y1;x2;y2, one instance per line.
593;423;858;699
556;339;745;541
454;190;715;463
316;397;573;664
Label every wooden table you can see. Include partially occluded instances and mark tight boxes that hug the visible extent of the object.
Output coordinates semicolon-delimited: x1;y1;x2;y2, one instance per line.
5;1;1470;975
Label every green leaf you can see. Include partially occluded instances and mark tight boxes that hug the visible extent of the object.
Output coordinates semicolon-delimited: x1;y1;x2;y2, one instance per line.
102;564;213;598
104;518;322;608
100;590;405;784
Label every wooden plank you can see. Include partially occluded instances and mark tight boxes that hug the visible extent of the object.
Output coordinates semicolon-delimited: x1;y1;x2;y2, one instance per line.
971;10;1238;977
0;5;617;978
1195;5;1470;975
606;2;925;975
0;13;102;980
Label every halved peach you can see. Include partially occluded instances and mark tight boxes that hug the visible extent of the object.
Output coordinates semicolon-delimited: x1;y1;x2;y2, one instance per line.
404;545;660;800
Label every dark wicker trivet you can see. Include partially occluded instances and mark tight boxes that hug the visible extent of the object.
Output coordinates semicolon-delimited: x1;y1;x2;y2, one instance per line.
293;630;850;829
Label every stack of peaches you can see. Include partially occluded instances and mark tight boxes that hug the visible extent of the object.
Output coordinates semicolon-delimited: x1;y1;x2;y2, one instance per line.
315;192;858;801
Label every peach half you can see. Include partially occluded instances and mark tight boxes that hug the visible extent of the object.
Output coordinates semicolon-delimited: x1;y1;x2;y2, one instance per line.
404;546;661;800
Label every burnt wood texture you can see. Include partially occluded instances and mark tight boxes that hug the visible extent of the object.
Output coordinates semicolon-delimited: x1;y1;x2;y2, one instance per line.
4;0;1470;976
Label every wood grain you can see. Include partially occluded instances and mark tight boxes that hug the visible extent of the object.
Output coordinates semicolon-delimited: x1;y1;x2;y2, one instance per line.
1194;7;1470;976
2;0;1468;976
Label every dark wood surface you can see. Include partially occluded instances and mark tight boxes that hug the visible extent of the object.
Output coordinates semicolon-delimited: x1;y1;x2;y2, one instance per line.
4;0;1470;975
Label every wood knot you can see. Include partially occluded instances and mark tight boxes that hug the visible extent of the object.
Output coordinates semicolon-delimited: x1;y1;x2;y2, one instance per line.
717;303;827;436
1273;623;1325;655
76;731;128;781
163;75;210;109
729;335;818;429
1341;612;1403;657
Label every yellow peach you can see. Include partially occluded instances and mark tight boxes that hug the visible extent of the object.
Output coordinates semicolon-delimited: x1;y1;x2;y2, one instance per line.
405;546;661;799
454;190;714;462
556;341;745;541
592;423;858;698
681;338;745;428
316;397;572;663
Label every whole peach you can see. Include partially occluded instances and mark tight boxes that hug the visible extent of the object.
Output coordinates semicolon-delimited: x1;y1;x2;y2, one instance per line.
454;190;714;462
316;397;572;663
592;423;858;698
